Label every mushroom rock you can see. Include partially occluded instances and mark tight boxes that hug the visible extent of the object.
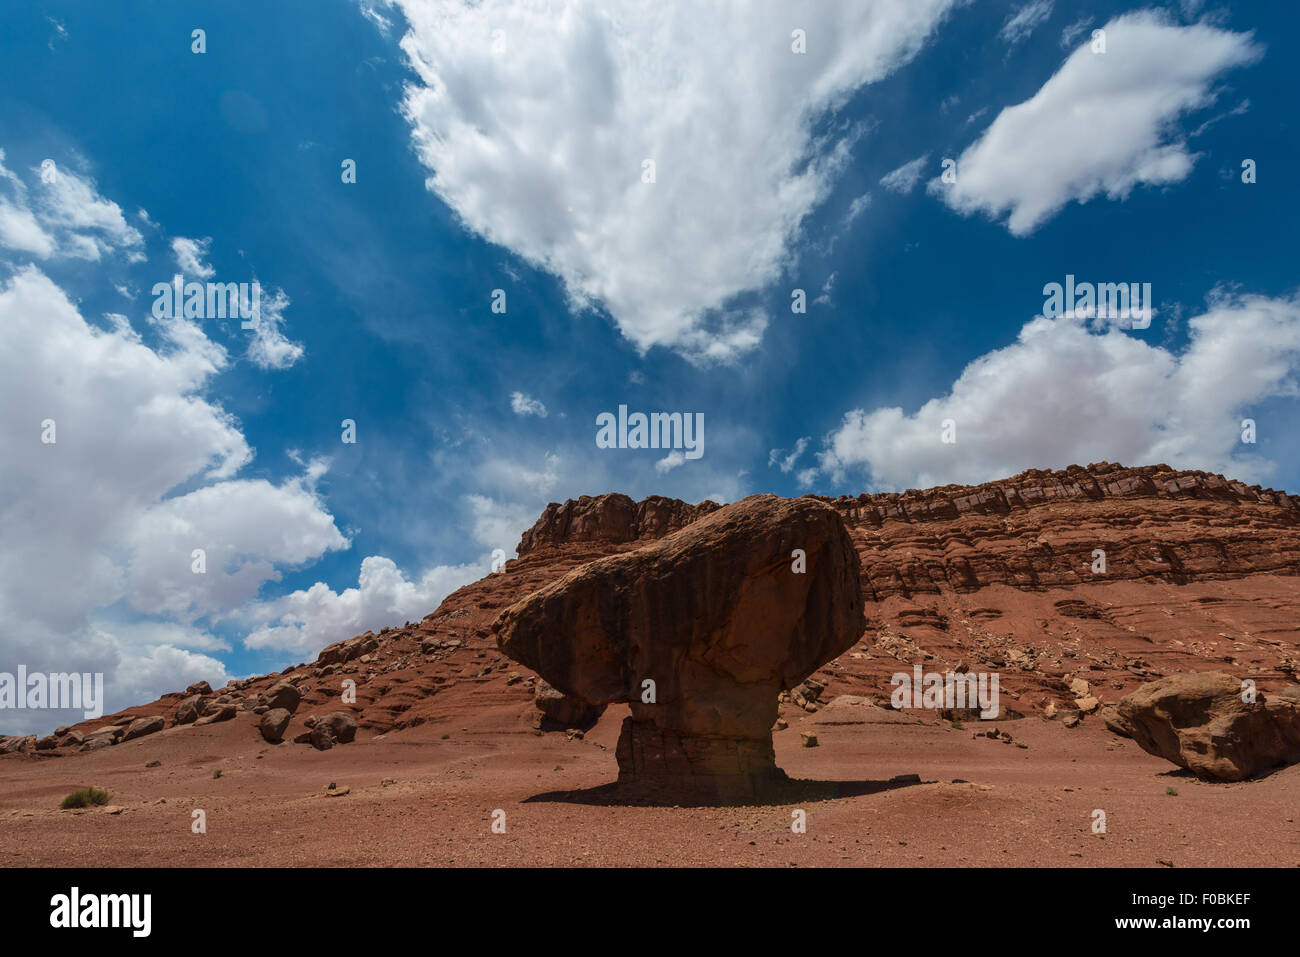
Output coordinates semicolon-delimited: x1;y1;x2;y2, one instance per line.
493;494;863;796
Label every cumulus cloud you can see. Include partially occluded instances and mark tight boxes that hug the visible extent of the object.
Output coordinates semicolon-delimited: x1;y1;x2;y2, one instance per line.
0;266;345;730
510;391;547;417
813;290;1300;491
879;154;930;195
936;11;1262;235
242;556;480;654
389;0;959;360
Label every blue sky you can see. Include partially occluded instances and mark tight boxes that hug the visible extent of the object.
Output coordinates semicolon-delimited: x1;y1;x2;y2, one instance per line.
2;0;1298;729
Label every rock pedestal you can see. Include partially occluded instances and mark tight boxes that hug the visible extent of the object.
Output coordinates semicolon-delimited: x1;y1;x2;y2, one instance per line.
493;493;863;797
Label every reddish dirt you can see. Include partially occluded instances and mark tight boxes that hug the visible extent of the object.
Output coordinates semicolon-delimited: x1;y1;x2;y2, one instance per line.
2;462;1298;866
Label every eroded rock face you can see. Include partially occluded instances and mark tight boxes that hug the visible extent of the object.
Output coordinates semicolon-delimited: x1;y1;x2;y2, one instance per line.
1109;672;1300;780
534;679;604;729
494;494;863;794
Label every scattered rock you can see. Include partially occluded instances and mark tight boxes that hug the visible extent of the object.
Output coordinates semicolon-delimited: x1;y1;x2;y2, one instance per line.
194;705;237;726
186;681;213;696
121;716;165;742
259;708;292;743
800;731;819;748
309;712;358;751
174;695;205;725
264;681;301;714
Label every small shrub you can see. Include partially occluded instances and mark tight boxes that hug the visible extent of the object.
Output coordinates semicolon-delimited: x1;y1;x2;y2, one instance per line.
61;787;110;809
1165;786;1178;796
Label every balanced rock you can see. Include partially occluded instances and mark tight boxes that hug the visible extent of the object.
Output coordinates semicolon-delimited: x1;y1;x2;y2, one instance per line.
493;494;863;796
1110;672;1300;780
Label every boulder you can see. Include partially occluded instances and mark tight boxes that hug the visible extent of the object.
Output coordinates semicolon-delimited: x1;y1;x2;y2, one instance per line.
263;681;301;714
186;681;213;696
259;708;292;743
1110;672;1300;781
174;695;205;725
534;679;604;729
121;716;165;741
493;494;863;796
309;712;357;751
193;704;237;726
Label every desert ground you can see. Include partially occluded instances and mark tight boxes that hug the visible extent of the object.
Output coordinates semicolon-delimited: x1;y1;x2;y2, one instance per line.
3;694;1296;868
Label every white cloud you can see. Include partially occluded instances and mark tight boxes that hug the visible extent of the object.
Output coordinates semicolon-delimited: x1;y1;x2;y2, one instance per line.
171;236;215;278
769;437;810;473
879;154;930;195
937;11;1262;235
0;266;347;730
357;0;394;35
999;1;1054;46
510;391;548;417
126;470;349;620
0;149;144;261
1060;16;1092;49
813;290;1300;491
246;286;304;370
242;555;480;655
390;0;959;361
466;493;539;553
844;192;872;224
655;450;686;473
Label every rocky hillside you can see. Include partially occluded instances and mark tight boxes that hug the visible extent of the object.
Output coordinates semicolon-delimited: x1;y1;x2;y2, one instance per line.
7;462;1300;756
